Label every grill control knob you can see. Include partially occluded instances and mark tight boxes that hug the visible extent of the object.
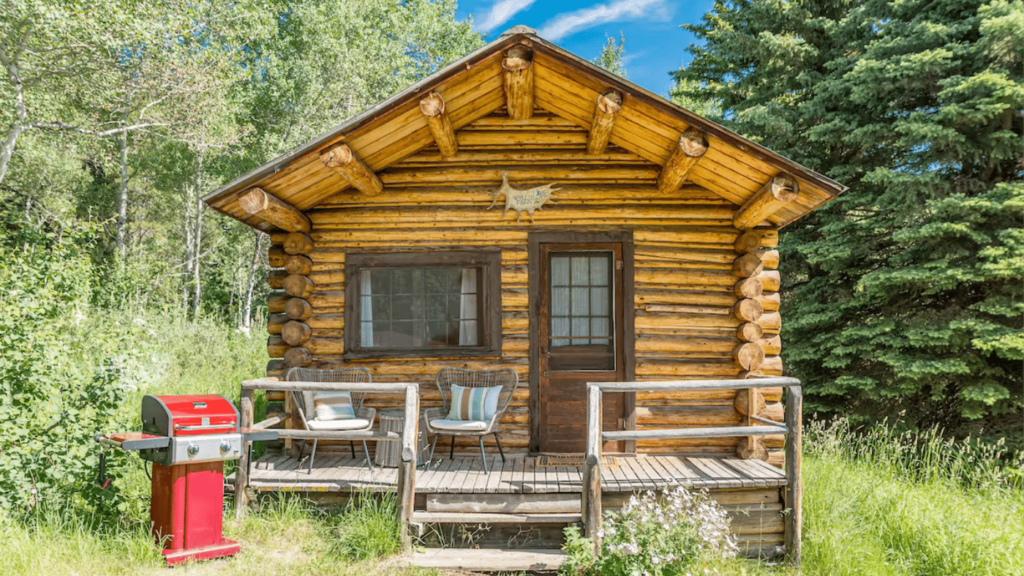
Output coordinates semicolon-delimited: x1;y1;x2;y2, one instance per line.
219;440;232;454
187;443;199;457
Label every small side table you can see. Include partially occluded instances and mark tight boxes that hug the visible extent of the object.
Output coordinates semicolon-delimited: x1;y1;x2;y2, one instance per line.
375;409;429;468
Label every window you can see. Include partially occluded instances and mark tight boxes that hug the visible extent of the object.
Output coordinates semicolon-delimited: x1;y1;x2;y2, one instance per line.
344;252;501;358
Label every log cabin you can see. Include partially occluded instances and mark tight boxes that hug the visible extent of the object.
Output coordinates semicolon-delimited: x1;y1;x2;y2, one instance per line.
206;26;844;569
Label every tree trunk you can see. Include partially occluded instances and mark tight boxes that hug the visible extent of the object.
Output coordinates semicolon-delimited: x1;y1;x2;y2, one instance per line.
240;231;266;334
116;126;129;263
190;153;205;320
0;40;29;186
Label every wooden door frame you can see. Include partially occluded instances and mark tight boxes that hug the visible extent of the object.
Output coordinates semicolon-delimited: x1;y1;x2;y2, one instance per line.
527;231;636;455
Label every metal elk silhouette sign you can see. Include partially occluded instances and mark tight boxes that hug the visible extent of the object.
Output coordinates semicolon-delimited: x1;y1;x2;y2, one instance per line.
488;172;559;223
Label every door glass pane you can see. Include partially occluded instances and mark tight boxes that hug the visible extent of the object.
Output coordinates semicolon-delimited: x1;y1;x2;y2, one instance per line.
548;252;614;370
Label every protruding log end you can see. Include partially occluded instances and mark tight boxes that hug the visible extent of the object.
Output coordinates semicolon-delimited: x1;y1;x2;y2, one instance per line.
657;127;709;192
733;253;765;277
587;89;623;155
285;297;313;321
418;92;446;117
734;342;766;371
237;187;312;233
285;254;313;276
734;230;764;254
268;245;287;268
267;334;288;358
283;232;314;255
737;322;764;342
268;313;288;335
502;45;534;120
319;143;355;168
281;320;312;346
420;92;458;158
734;298;765;322
734;174;800;229
734;277;764;299
736;437;769;461
734;389;767;417
759;334;782;355
319;143;384;196
284;347;312;367
283;274;314;299
266;359;286;378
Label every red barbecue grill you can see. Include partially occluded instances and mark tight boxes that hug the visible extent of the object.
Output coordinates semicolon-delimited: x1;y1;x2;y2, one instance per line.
97;394;276;566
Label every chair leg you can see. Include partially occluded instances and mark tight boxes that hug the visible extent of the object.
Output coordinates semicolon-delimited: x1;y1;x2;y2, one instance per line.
450;435;455;459
362;441;372;470
350;441;356;458
308;439;318;474
298;439;306;460
429;434;439;463
494;432;505;462
479;437;489;474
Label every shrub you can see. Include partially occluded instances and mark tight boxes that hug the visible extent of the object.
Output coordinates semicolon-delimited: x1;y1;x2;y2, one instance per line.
562;485;738;576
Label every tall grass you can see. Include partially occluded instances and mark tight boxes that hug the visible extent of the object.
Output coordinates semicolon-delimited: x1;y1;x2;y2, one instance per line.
801;419;1024;576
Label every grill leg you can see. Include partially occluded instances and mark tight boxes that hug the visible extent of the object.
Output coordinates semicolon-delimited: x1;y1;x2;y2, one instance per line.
479;437;489;474
450;435;455;459
350;441;356;458
362;441;372;470
308;439;318;474
494;432;505;462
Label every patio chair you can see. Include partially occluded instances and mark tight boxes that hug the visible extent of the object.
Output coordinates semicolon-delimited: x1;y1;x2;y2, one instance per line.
424;367;518;473
286;367;376;473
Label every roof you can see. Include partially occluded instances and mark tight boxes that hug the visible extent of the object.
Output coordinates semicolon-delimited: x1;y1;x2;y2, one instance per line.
204;26;845;231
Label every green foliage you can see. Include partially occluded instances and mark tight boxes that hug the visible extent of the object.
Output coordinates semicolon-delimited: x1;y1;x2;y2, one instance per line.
592;34;628;78
672;0;1024;435
0;215;129;516
561;486;737;576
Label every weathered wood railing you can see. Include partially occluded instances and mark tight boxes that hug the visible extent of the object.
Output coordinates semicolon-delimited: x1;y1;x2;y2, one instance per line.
237;378;420;548
584;377;803;566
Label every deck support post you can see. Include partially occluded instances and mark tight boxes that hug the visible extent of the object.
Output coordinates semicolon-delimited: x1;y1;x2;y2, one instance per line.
582;384;603;552
235;388;254;518
397;384;419;551
784;386;803;567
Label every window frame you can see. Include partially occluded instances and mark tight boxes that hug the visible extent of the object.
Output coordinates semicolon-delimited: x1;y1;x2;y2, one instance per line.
343;251;502;359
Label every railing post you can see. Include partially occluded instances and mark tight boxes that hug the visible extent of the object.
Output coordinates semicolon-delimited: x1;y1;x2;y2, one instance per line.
784;385;803;567
582;384;603;551
396;384;419;551
236;386;254;518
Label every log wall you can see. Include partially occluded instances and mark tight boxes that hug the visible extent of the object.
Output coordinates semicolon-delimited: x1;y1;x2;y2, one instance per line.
263;110;785;459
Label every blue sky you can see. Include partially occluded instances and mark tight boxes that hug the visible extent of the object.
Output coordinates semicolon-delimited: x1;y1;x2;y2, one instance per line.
455;0;715;97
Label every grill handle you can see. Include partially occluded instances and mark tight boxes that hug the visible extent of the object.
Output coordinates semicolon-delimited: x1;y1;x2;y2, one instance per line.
174;423;237;432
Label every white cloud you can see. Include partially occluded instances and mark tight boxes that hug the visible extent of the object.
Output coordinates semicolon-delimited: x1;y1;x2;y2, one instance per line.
538;0;670;41
474;0;538;33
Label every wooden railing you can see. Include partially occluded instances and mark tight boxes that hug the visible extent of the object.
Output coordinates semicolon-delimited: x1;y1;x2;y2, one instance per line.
583;377;803;566
237;378;420;548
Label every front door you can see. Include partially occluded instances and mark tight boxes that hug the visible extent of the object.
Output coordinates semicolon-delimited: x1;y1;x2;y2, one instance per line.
537;242;627;453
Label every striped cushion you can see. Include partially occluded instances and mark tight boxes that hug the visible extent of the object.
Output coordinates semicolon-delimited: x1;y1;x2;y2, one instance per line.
447;385;502;422
312;391;356;421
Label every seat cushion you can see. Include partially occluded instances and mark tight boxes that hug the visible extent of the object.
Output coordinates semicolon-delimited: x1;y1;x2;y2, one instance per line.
312;391;356;421
430;419;488;432
306;418;372;431
447;384;502;421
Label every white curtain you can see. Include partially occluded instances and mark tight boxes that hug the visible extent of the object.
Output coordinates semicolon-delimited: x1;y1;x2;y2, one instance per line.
459;268;478;345
360;270;374;347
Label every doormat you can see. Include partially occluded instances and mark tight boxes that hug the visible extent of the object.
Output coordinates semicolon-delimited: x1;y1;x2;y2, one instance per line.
535;454;617;468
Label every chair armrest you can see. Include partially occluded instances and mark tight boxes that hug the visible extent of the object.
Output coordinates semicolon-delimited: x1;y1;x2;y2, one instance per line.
356;406;376;424
423;407;446;432
484;404;509;433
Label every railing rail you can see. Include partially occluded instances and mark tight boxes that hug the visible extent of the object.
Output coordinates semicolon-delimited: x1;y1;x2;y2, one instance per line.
236;377;419;549
583;376;803;567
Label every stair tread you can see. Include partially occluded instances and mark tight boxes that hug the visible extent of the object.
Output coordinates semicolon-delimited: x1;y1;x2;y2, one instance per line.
411;548;567;571
412;511;581;524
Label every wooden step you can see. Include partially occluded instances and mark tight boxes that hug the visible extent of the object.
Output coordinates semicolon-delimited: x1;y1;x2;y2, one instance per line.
411;548;567;571
426;492;581;514
412;511;581;524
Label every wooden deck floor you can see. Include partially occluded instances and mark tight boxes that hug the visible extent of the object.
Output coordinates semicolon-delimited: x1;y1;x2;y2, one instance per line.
240;453;786;494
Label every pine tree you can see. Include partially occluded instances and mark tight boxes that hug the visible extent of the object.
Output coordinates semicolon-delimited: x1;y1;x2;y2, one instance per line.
672;0;1023;437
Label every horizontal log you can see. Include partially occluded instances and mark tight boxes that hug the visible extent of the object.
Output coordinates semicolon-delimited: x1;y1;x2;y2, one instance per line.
267;335;288;358
307;291;345;309
635;405;742;426
757;311;782;332
283;347;312;367
268;245;287;268
734;277;763;299
637;387;782;403
737;322;764;342
268;291;288;313
594;378;798;392
759;335;781;355
757;292;780;311
306;314;344;330
758;249;780;269
761;356;783;375
734;389;766;417
267;313;288;335
762;402;784;423
734;342;766;371
268;269;286;289
757;270;781;292
266;359;285;378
